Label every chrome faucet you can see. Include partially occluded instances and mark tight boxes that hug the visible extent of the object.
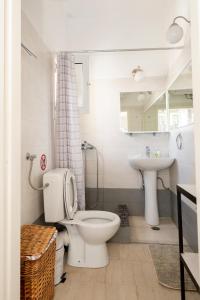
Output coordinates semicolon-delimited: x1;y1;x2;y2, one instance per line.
145;146;151;158
81;141;95;150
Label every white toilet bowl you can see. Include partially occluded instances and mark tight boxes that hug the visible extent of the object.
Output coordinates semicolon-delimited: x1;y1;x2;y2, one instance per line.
61;210;120;268
43;168;120;268
76;210;120;244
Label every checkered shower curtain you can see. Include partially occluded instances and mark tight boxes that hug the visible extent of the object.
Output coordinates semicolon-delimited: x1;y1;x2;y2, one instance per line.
55;52;85;209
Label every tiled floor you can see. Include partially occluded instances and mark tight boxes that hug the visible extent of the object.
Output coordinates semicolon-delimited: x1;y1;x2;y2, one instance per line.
111;216;183;244
129;216;182;244
54;243;200;300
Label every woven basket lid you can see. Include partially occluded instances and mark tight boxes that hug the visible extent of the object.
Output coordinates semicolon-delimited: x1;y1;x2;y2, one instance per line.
21;225;57;261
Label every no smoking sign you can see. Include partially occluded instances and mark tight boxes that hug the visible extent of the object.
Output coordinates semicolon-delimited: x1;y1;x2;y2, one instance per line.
40;154;47;171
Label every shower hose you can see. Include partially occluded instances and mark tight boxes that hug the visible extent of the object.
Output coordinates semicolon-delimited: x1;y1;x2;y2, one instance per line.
82;143;100;209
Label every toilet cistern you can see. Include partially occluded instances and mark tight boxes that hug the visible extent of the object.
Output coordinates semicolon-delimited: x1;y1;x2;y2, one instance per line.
129;155;174;226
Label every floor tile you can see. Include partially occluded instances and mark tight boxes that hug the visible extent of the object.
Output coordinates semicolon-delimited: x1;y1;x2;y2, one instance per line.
54;243;199;300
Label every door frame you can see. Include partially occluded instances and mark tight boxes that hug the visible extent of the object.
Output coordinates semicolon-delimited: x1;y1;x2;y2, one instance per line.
0;0;200;299
190;0;200;271
0;0;21;299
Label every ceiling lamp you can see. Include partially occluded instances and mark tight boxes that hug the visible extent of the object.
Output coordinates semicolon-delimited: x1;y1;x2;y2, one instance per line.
166;16;190;44
132;66;144;82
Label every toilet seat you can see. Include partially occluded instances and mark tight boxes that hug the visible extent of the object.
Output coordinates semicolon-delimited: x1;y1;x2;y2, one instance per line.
61;210;120;227
63;170;119;228
64;169;78;219
74;210;120;228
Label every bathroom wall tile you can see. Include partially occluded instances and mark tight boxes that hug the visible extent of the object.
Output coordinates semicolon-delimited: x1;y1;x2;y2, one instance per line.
169;125;195;194
103;172;140;189
85;159;103;175
80;78;170;190
171;191;198;252
169;125;197;251
86;188;171;217
85;174;104;188
157;190;172;216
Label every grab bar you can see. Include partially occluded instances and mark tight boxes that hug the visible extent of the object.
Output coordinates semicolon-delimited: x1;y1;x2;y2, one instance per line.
26;153;49;191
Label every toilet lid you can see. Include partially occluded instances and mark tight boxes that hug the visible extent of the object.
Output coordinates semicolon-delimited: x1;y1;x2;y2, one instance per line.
64;169;78;220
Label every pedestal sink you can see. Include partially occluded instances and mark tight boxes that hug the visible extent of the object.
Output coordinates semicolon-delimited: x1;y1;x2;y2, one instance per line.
129;156;174;226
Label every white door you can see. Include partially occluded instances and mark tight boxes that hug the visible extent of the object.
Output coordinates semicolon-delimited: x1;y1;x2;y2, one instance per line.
0;0;21;299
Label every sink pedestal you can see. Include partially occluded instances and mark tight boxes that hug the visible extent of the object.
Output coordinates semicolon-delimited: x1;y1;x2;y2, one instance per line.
143;171;159;226
128;156;174;226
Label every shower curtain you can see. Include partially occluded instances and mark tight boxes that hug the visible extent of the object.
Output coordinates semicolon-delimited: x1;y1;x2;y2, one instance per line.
55;52;85;209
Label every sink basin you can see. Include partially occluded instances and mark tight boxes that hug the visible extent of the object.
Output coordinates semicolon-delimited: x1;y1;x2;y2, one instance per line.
129;155;174;226
129;156;174;171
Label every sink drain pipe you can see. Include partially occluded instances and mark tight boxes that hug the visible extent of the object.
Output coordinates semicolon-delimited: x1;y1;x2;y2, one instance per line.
139;170;145;190
157;176;169;190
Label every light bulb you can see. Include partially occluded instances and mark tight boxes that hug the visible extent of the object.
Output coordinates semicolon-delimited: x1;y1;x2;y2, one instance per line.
132;66;144;82
166;22;184;44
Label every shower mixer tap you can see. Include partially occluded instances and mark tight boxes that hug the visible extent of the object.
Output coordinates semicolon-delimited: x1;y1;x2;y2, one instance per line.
81;141;95;150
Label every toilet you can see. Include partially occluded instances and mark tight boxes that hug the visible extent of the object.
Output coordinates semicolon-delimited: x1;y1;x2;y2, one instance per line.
43;168;120;268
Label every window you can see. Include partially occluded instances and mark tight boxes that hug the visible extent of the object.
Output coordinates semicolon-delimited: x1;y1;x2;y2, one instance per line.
54;55;90;114
74;55;90;113
75;63;84;108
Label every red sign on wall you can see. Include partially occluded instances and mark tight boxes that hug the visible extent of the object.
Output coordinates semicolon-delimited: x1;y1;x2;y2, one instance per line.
40;154;47;171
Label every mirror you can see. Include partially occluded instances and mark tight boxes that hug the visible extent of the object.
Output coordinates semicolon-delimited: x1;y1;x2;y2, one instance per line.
168;64;193;130
120;63;193;134
120;92;167;133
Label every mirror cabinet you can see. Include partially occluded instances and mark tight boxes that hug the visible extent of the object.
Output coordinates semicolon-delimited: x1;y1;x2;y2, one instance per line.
120;63;193;134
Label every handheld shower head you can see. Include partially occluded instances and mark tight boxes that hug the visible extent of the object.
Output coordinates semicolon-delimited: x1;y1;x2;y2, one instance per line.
81;141;95;150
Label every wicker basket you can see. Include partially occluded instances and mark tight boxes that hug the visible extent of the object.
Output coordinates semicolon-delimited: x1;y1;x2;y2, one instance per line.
21;225;57;300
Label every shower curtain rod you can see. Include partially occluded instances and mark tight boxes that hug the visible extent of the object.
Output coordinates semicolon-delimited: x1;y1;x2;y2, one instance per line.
65;46;183;54
21;44;182;58
21;43;37;59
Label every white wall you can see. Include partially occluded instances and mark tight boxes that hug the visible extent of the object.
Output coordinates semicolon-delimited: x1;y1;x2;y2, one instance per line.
21;0;190;52
80;75;170;190
166;29;195;195
21;13;54;224
169;125;195;194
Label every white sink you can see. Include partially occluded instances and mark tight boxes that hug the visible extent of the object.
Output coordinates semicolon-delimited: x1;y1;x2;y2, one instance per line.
129;155;174;226
129;156;174;171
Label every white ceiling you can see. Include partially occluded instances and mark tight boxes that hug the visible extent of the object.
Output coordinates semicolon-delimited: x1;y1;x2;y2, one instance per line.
22;0;190;52
89;51;181;79
22;0;190;79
